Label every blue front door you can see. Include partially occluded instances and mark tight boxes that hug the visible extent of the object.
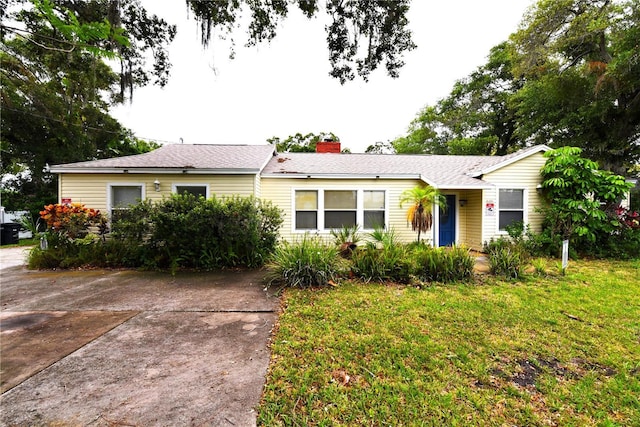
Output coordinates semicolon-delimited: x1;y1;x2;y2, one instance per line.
439;195;456;246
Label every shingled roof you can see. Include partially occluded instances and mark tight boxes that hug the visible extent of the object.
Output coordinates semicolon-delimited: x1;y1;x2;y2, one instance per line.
50;143;550;188
50;144;276;174
262;145;550;188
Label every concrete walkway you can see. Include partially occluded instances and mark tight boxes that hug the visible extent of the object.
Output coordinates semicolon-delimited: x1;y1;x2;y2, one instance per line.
0;246;32;270
0;263;279;427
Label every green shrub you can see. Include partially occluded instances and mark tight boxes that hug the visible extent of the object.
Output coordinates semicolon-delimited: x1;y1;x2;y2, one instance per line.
487;245;526;279
29;194;283;270
413;245;474;283
110;194;283;269
264;235;344;288
350;227;412;283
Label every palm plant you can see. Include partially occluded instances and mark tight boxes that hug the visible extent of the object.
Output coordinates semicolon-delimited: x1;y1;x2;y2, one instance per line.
399;185;446;242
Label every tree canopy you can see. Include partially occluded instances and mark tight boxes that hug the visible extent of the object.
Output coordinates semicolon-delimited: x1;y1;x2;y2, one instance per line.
187;0;416;84
393;0;639;175
267;132;345;153
1;0;166;215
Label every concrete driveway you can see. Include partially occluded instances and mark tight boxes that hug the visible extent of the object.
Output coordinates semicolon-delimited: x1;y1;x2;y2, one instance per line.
0;249;279;427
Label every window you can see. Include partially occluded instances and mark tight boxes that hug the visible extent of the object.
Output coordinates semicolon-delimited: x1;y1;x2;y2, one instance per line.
325;190;357;228
173;184;208;198
498;189;524;231
293;189;386;231
110;184;143;220
295;190;318;229
364;190;385;229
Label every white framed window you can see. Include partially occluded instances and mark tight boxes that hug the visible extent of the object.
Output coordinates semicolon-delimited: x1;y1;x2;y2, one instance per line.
172;183;209;198
498;188;526;231
295;190;318;229
293;189;387;231
108;183;144;220
364;190;386;229
324;190;357;228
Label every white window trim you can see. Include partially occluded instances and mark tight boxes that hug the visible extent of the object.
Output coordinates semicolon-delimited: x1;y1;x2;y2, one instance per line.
362;190;387;230
496;187;528;234
291;188;388;233
107;183;146;217
171;183;210;198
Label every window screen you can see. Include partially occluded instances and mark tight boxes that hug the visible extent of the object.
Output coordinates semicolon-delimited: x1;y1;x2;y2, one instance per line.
324;191;356;228
363;190;385;229
498;189;524;230
295;190;318;229
112;186;142;209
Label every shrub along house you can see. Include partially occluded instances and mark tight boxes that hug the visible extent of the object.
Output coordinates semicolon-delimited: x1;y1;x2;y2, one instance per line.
50;142;552;250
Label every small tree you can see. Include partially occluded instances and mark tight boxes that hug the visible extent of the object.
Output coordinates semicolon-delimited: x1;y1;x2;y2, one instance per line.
399;185;446;242
540;146;633;243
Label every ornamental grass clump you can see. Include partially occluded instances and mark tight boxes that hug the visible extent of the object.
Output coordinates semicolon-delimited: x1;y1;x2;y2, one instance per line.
265;235;344;289
413;245;474;283
350;227;413;283
486;243;527;279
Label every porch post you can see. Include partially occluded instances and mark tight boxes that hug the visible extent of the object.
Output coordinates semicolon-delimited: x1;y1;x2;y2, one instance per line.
432;200;439;247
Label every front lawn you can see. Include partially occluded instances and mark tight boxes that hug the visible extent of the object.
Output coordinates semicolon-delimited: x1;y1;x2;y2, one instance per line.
258;259;640;426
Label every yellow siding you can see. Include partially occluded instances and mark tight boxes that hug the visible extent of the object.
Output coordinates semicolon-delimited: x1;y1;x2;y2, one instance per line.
481;152;547;244
254;175;262;197
59;173;257;213
261;177;428;244
456;190;483;251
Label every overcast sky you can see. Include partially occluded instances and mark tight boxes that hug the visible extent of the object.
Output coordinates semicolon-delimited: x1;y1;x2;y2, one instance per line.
110;0;534;153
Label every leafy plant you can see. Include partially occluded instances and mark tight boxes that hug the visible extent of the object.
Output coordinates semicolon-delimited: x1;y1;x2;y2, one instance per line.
39;202;105;240
264;235;344;289
351;227;412;283
487;245;526;279
414;245;475;283
531;258;547;276
540;147;633;243
29;195;283;270
330;224;361;257
399;185;446;242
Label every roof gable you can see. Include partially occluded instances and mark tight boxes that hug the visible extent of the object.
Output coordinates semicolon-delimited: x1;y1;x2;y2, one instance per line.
465;145;552;177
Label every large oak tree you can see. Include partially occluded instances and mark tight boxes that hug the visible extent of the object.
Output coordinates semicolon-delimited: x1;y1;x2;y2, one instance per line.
393;0;639;175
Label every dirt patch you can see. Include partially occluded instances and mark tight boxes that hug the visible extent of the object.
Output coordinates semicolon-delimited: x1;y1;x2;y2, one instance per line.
570;357;617;377
1;310;137;393
488;356;617;391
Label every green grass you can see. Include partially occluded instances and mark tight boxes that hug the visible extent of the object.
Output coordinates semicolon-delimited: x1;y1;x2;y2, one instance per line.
258;259;640;426
1;237;38;248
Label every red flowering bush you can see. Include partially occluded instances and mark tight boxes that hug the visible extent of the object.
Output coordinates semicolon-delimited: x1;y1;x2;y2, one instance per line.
615;206;640;229
40;203;105;239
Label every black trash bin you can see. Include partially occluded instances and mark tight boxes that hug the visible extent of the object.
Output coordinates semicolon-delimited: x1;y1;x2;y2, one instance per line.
0;223;20;245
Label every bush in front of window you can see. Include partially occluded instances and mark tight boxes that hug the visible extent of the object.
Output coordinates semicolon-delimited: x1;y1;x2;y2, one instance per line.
136;194;283;270
29;195;283;270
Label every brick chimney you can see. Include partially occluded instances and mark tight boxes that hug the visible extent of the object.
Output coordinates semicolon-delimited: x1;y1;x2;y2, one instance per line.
316;140;341;153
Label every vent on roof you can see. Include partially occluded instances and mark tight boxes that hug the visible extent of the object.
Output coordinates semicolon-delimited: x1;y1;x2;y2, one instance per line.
316;140;341;153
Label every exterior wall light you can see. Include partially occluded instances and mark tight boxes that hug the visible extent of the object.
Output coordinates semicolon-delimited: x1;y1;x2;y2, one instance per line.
154;179;161;192
459;199;467;207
